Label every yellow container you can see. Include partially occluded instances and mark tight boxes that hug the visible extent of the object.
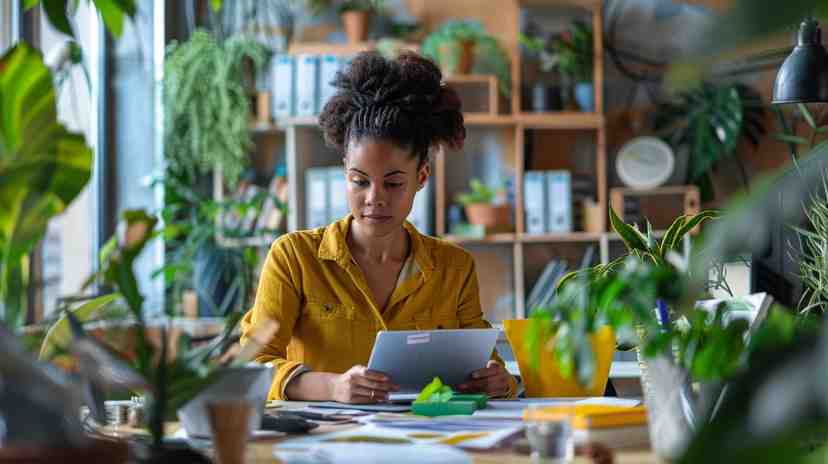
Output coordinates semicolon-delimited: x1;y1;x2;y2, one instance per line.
503;319;615;397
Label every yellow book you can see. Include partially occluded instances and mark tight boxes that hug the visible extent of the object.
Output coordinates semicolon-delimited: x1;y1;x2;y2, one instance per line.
523;405;648;429
524;405;650;450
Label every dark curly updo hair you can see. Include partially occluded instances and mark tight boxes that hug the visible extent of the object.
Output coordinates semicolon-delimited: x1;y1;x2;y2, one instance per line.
318;51;466;165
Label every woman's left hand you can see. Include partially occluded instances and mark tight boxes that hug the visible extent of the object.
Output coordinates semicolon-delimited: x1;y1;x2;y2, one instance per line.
456;360;511;397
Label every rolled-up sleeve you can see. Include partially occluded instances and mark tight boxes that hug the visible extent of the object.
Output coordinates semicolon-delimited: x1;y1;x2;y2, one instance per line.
456;255;519;399
240;236;304;400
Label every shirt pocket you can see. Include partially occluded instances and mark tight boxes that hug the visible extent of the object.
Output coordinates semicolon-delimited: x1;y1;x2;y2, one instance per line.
301;301;353;353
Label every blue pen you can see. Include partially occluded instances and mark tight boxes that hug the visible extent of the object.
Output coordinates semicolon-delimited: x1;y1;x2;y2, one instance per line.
655;299;670;328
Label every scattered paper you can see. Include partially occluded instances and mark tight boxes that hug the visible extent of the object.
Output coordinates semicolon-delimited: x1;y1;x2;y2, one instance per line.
274;443;471;464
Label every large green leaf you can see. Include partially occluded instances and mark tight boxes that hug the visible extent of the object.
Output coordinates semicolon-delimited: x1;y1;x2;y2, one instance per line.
609;207;649;254
38;293;121;360
26;0;136;38
0;43;93;330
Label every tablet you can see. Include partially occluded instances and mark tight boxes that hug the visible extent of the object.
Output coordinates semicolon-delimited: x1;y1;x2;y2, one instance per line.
367;329;499;402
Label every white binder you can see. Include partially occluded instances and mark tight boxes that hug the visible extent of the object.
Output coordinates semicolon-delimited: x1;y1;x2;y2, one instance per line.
407;179;432;235
524;171;547;234
305;167;329;229
319;55;340;113
546;170;572;233
271;54;295;118
327;166;349;223
295;54;319;116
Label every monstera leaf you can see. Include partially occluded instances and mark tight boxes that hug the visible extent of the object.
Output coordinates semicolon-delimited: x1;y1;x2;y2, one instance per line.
0;43;93;330
655;83;766;202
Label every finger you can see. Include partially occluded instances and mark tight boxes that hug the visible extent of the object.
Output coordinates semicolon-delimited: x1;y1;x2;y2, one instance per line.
456;378;488;393
352;386;387;402
353;376;396;393
363;369;392;382
470;367;500;379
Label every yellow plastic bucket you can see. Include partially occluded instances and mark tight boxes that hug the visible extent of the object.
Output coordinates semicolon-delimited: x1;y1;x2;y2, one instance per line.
503;319;614;397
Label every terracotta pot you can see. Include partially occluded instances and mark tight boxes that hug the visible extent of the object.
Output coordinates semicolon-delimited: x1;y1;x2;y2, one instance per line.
341;10;370;44
464;203;512;228
438;40;475;76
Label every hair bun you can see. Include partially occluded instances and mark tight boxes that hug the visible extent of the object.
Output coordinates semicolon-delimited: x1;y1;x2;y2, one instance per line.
319;51;466;162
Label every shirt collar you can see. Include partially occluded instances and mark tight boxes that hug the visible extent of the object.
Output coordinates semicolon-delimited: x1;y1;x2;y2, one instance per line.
317;215;435;275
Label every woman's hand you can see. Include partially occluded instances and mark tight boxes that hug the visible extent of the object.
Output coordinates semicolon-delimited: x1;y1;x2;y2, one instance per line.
329;365;400;404
456;360;512;397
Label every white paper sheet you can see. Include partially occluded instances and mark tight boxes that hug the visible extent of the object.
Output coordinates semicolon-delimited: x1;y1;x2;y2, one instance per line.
275;443;471;464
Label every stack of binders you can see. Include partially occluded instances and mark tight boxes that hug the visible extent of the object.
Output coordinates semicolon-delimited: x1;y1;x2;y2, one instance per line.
524;170;573;234
270;54;354;118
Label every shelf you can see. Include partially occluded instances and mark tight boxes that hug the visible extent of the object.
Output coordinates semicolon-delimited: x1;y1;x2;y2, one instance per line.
276;114;516;128
287;41;420;56
520;232;603;243
442;233;517;244
516;112;603;129
464;114;515;126
610;185;699;196
606;230;667;241
518;0;601;7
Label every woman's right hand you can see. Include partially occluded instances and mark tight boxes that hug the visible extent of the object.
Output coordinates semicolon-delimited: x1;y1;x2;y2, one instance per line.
329;365;399;403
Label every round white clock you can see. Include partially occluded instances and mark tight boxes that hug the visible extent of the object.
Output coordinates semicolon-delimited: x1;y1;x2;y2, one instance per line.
615;136;675;189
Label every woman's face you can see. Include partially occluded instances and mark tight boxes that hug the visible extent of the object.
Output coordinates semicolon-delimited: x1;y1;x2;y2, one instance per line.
344;138;429;238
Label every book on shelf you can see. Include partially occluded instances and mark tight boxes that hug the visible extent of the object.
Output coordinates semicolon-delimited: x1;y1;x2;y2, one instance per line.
526;260;568;313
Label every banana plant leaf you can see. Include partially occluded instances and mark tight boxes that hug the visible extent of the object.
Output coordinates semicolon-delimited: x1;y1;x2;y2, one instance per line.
0;43;93;331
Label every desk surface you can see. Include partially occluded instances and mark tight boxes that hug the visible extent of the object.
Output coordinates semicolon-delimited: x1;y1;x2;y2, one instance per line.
242;422;660;463
246;401;659;464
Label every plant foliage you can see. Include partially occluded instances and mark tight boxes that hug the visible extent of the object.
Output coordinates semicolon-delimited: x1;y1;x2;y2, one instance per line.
421;19;512;97
163;30;268;185
654;82;766;202
0;43;94;331
454;178;498;206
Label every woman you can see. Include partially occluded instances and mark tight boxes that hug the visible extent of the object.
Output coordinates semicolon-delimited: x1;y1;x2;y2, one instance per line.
241;51;517;403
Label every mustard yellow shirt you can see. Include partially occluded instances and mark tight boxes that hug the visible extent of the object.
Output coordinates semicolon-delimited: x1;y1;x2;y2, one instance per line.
240;215;517;400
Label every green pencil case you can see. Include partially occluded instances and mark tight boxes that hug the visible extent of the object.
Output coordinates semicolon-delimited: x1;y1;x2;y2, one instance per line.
411;401;478;417
450;394;488;409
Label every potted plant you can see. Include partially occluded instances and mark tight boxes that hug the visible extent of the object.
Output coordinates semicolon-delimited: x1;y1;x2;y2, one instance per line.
550;20;594;111
519;31;564;111
306;0;385;44
653;82;766;202
455;179;512;231
529;207;769;458
421;20;512;97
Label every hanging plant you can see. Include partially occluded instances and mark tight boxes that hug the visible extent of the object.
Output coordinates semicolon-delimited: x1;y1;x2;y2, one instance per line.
163;30;268;185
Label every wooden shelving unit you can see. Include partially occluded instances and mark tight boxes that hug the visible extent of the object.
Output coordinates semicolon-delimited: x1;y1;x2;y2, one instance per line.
228;0;609;323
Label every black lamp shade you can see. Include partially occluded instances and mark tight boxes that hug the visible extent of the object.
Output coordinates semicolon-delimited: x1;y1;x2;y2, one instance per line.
772;18;828;104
